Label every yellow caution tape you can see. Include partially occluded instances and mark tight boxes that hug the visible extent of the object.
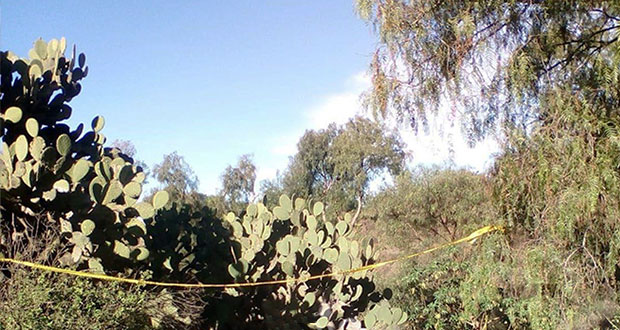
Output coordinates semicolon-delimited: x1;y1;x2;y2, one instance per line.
0;225;503;289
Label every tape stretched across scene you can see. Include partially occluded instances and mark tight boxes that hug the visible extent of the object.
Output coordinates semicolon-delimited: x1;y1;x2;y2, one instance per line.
0;225;504;289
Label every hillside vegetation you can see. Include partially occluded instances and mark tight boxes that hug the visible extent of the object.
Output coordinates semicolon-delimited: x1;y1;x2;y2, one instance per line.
3;1;620;329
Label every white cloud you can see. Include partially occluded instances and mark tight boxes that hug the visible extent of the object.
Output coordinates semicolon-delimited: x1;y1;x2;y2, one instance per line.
265;71;372;162
269;136;298;157
256;166;278;185
304;72;370;130
304;91;363;129
397;111;500;172
256;70;500;191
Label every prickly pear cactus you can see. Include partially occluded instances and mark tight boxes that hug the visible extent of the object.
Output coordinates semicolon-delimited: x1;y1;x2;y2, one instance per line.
0;39;167;272
206;194;407;329
1;39;405;329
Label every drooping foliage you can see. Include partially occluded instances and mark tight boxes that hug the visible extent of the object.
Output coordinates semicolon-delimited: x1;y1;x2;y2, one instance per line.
355;1;620;328
361;167;503;329
356;0;620;140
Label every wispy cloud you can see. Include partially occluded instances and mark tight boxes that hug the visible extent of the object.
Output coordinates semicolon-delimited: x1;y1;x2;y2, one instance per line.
304;71;370;129
255;70;499;192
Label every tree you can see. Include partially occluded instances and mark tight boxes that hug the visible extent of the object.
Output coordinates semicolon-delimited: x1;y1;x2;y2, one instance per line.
219;154;256;214
367;166;494;241
283;116;406;223
356;1;620;141
283;124;337;200
357;2;620;327
258;171;285;208
151;151;201;207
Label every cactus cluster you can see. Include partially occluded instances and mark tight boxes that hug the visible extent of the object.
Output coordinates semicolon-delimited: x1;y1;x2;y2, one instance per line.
1;39;405;328
0;39;167;272
209;195;407;329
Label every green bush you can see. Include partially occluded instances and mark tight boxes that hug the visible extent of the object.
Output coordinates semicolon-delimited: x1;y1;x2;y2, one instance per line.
0;269;152;330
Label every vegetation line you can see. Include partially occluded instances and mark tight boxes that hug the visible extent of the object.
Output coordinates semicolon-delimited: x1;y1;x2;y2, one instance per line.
0;225;503;289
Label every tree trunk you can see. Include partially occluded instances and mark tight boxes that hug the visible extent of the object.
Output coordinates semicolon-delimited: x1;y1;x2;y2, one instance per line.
350;195;363;226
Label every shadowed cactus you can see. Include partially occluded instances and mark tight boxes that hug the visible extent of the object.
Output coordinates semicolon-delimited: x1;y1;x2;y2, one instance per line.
1;39;403;329
200;195;407;329
0;38;167;272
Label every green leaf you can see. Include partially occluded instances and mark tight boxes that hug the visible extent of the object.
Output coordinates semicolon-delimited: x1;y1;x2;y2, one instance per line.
232;222;243;238
313;202;324;216
282;261;295;276
70;159;91;183
134;247;150;261
56;134;71;156
53;179;70;193
133;171;146;183
70;231;90;247
276;240;291;255
391;307;405;325
246;204;258;217
21;164;33;188
134;202;155;219
352;284;363;301
273;206;289;220
91;115;105;132
29;63;42;78
303;292;316;307
80;219;96;236
152;190;169;209
306;215;317;231
336;253;351;270
397;311;408;325
228;258;249;278
102;180;123;204
279;194;292;211
88;177;106;203
47;39;59;56
123;181;142;198
376;304;391;323
315;316;329;329
25;118;39;137
325;221;335;235
59;37;67;53
4;106;22;123
225;212;236;223
30;137;45;161
323;248;338;264
336;221;348;235
34;38;47;59
113;240;130;259
364;311;377;328
15;135;28;161
294;197;306;210
78;53;86;67
118;165;134;184
88;258;104;274
126;217;147;235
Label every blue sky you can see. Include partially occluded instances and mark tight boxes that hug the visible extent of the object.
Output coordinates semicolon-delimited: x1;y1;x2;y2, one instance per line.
2;1;497;194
